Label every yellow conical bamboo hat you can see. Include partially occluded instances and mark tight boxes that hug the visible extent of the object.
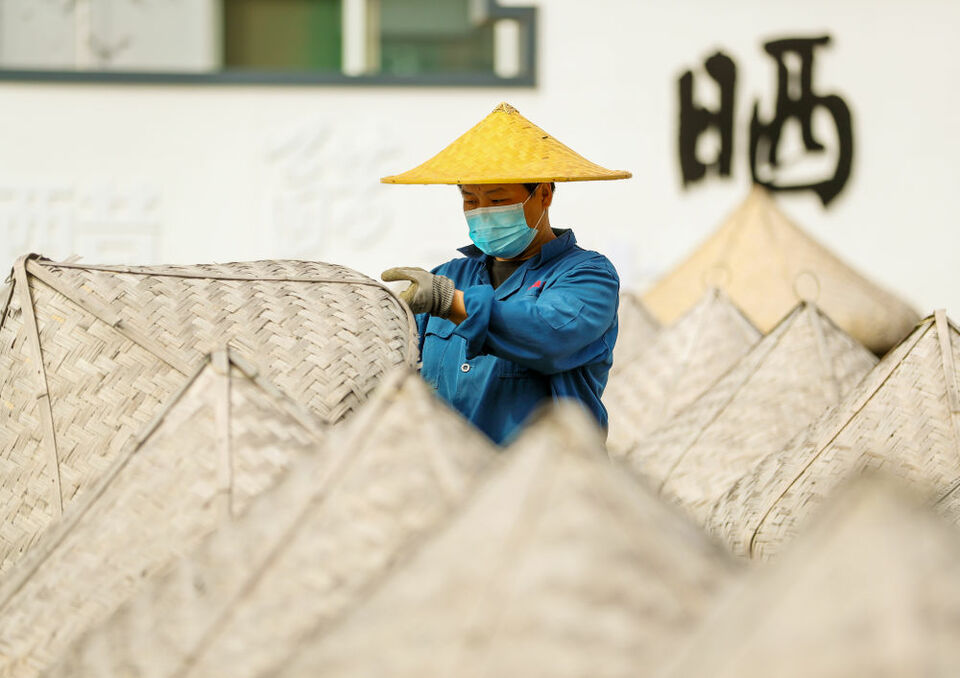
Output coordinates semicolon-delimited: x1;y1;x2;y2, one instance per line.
381;102;632;184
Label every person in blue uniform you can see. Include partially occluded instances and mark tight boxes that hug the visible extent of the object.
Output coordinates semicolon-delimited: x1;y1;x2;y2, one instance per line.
380;103;631;445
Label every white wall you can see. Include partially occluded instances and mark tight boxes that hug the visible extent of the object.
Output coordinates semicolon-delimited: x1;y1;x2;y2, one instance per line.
0;0;957;316
0;0;220;70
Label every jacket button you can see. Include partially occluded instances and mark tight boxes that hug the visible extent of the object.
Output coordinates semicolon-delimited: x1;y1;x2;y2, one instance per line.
460;363;471;373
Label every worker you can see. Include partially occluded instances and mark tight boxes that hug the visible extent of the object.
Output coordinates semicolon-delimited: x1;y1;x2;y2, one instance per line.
381;103;631;445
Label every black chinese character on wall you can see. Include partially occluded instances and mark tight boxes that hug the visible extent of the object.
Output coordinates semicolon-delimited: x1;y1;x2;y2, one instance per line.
678;35;854;207
678;51;737;186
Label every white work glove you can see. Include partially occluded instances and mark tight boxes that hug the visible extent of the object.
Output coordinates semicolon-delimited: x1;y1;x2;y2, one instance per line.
381;266;456;318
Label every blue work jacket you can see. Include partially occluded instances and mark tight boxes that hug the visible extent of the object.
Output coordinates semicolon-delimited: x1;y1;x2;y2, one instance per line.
417;229;619;445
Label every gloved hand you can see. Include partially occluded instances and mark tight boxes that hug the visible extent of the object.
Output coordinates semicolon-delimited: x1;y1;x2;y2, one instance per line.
381;267;456;318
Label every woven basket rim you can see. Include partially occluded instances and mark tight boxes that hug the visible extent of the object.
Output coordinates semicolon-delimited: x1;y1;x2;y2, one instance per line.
1;253;418;364
21;255;382;286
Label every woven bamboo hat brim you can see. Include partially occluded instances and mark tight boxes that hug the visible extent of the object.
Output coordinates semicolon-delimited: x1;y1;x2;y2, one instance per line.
642;185;920;355
0;254;415;575
51;369;496;678
265;403;739;678
610;291;660;374
380;102;632;184
626;303;876;525
708;310;960;559
662;475;960;678
0;350;326;678
605;288;761;458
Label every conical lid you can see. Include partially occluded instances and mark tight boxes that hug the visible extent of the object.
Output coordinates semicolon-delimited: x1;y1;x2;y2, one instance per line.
605;288;761;457
642;186;920;354
628;303;876;523
0;350;325;678
381;103;632;184
267;403;738;678
664;475;960;678
0;255;415;575
52;370;496;678
710;310;960;558
610;290;660;372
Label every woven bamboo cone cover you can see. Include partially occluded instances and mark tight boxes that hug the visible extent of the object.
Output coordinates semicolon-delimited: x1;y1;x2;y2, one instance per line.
0;350;325;678
610;291;660;373
50;369;496;678
626;303;876;524
262;403;739;678
605;287;760;457
662;475;960;678
0;255;416;574
708;310;960;559
642;185;920;355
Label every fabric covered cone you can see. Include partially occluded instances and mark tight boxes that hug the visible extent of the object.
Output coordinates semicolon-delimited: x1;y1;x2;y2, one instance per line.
642;186;920;354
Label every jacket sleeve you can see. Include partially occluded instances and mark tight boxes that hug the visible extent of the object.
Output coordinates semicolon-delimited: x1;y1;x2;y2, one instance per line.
452;263;619;375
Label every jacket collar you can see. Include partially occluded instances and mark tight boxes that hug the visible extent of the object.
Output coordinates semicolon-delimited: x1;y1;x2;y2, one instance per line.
457;229;577;270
